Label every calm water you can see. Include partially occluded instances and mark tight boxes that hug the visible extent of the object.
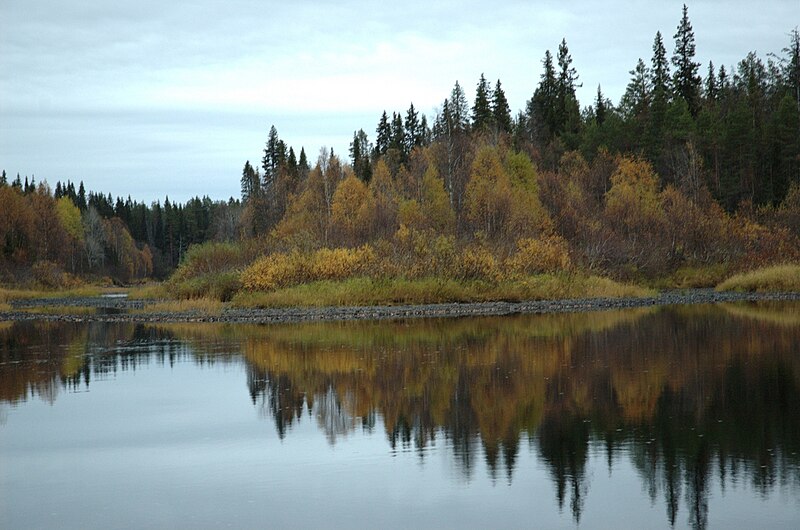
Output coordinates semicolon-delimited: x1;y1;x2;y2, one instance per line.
1;303;800;529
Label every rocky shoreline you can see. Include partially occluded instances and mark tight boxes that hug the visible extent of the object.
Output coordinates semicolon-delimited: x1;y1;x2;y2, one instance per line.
2;289;799;324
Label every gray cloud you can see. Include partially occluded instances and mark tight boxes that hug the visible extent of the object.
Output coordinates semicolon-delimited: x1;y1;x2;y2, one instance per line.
2;0;797;201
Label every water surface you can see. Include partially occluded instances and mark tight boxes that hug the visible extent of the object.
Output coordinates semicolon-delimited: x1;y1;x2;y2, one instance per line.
1;302;799;529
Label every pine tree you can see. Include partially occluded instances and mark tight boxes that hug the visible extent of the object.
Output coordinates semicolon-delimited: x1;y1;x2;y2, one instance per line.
672;4;701;116
491;79;512;133
472;73;493;130
0;170;6;186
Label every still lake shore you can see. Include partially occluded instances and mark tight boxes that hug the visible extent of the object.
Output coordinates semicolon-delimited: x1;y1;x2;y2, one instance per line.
3;289;799;324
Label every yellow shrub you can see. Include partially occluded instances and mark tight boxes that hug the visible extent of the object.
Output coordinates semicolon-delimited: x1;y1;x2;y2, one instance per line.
241;251;308;291
242;245;377;291
457;245;503;282
309;245;376;281
506;236;572;276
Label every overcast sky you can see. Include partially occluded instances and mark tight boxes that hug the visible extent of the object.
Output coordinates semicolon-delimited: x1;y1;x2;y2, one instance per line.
1;1;797;203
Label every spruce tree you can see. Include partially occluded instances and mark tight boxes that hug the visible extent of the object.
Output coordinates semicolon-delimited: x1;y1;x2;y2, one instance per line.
472;73;492;130
556;38;580;138
261;125;281;191
77;181;86;210
375;111;391;156
705;61;718;102
527;49;558;143
449;81;470;132
390;112;406;157
240;160;259;202
672;4;701;116
405;103;421;153
594;85;607;125
491;79;512;133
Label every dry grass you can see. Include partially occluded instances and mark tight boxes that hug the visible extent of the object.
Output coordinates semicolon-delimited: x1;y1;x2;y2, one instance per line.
0;285;103;303
127;283;170;300
20;306;97;316
716;264;800;292
231;274;653;309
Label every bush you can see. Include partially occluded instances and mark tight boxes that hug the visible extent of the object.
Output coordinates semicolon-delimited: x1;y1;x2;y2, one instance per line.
171;272;242;302
506;236;572;277
456;245;503;283
172;242;245;282
31;260;82;289
241;245;377;292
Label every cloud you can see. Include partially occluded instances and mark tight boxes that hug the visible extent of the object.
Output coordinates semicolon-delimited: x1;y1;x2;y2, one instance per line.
2;0;798;201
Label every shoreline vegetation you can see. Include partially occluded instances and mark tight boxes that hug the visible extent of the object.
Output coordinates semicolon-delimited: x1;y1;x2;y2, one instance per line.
2;8;799;310
1;263;799;324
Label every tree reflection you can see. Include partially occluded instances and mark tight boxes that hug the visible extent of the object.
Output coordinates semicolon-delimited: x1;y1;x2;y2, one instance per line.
2;302;800;527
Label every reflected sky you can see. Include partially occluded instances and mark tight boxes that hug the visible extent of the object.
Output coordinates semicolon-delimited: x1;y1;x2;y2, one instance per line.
1;303;800;528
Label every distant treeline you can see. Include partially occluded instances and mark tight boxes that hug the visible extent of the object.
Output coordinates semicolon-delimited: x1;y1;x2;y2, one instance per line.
0;171;240;284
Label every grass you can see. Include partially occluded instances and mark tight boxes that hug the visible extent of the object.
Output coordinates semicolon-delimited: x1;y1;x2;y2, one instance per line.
0;285;104;303
19;306;98;316
230;274;654;309
716;264;800;292
127;283;169;300
651;264;731;289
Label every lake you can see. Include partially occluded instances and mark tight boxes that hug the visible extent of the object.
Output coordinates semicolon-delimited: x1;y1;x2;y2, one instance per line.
1;302;799;529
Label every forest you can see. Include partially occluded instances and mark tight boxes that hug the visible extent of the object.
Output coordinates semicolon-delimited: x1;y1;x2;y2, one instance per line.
1;6;798;298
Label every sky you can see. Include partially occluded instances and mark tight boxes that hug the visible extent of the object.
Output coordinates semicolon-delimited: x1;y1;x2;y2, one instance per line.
1;1;797;203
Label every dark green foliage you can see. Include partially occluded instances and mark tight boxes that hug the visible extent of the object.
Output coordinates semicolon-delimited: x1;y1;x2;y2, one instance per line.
491;79;512;134
349;129;372;182
472;73;493;131
375;111;391;157
672;4;702;116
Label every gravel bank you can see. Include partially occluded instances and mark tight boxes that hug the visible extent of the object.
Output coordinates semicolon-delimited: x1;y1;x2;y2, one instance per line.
2;289;799;324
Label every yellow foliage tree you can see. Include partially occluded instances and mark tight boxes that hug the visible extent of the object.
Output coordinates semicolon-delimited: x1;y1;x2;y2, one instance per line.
330;173;369;246
605;156;664;234
367;159;398;239
465;146;512;241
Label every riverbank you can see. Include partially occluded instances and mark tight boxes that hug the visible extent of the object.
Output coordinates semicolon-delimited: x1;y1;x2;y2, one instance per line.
3;289;799;324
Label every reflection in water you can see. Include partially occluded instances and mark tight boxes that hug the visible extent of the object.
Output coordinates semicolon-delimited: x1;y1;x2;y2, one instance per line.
1;302;799;528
